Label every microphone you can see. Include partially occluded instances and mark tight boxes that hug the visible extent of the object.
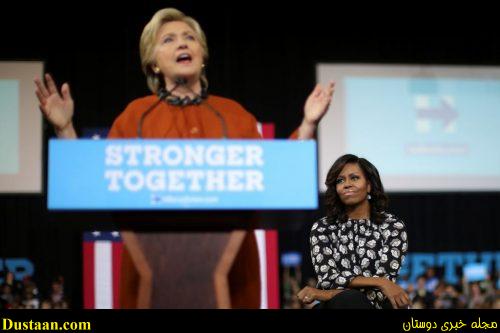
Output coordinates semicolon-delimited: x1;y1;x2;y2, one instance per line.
174;78;228;139
137;83;180;138
137;77;228;139
202;101;228;139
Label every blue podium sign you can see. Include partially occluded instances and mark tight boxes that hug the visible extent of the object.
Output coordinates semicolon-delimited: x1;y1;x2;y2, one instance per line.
48;140;318;210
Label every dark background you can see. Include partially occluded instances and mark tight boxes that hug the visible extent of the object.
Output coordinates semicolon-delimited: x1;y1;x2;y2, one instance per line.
1;1;499;307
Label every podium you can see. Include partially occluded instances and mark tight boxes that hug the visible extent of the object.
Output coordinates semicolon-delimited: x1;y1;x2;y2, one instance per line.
49;140;317;308
119;229;262;308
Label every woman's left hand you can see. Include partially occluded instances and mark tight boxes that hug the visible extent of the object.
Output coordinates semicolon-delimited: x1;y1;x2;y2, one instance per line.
303;81;335;126
379;279;412;309
298;81;335;139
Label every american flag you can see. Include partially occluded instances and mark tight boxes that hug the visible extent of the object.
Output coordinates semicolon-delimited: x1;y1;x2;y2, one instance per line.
83;231;122;309
255;123;279;309
255;229;280;309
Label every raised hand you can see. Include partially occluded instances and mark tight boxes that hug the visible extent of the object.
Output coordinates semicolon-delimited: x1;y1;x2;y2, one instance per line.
303;81;335;126
298;81;335;139
35;73;76;138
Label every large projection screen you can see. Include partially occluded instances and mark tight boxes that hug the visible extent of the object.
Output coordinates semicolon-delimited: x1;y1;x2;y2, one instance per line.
0;61;43;193
317;64;500;192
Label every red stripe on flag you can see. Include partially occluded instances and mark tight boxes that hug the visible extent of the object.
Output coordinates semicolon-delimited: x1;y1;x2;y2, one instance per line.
112;242;123;309
261;123;275;139
83;242;95;309
265;230;280;309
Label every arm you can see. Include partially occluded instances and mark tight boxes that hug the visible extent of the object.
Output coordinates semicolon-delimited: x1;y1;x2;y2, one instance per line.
246;113;263;139
297;82;335;139
302;220;357;304
349;217;411;308
297;286;343;304
348;276;410;309
224;100;262;139
310;222;357;290
34;73;77;139
54;123;77;139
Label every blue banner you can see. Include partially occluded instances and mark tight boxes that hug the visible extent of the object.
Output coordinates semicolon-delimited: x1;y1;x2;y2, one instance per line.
48;139;318;210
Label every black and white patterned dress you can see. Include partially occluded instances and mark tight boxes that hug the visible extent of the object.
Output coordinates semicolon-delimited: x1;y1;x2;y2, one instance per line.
310;212;408;309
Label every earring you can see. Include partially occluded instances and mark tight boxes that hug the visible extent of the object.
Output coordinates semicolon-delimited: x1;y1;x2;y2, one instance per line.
367;194;372;200
153;66;160;74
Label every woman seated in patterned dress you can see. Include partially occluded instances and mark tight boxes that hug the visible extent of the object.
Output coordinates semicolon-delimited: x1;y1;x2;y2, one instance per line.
297;154;411;309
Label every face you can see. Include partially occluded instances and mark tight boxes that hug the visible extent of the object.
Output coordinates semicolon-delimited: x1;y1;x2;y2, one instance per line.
153;21;204;84
335;163;371;206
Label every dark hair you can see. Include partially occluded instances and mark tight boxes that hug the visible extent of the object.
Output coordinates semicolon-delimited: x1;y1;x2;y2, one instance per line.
324;154;388;224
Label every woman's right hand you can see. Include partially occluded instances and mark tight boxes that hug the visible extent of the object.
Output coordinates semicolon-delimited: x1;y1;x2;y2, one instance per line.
379;279;412;309
35;73;76;138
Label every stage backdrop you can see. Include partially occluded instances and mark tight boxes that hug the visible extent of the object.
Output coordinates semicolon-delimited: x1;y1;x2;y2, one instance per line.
1;1;500;307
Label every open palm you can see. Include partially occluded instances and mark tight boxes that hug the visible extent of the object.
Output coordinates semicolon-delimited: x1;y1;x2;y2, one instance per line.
35;73;74;131
303;81;335;125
